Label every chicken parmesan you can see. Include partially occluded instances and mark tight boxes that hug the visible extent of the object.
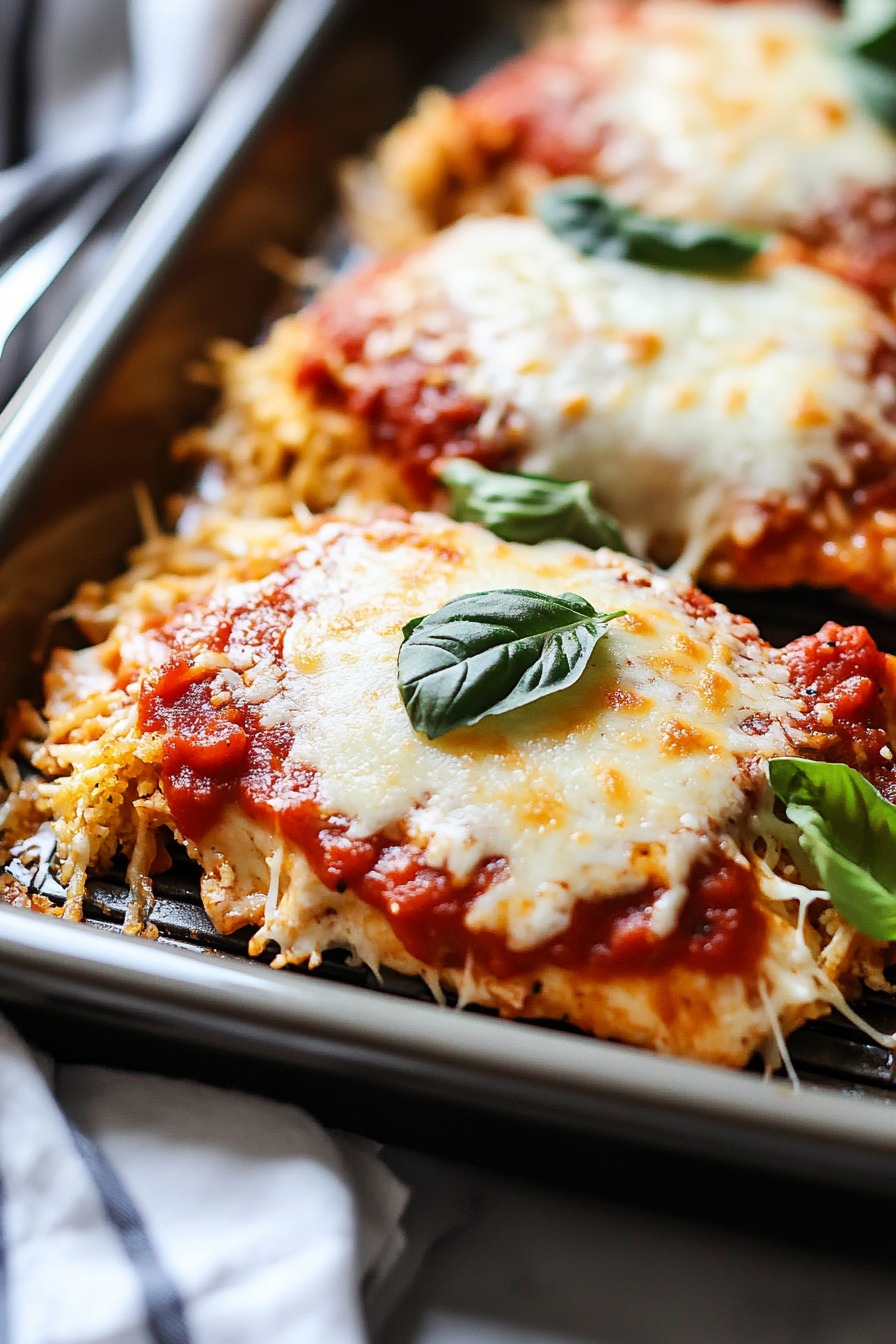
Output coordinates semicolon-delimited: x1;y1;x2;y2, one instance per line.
183;214;896;605
5;509;896;1067
345;0;896;298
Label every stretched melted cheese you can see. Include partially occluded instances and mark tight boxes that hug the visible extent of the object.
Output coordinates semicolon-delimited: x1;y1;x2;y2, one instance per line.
572;0;896;226
365;215;895;566
120;513;804;951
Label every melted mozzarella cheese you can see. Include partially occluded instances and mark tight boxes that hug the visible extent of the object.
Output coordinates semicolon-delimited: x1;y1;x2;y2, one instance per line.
574;0;896;226
378;215;894;567
139;514;805;952
31;510;848;1063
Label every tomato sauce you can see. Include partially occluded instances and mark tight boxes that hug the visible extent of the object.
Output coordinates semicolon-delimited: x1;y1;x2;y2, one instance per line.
139;651;765;980
460;53;612;179
704;388;896;605
792;186;896;303
296;278;514;503
781;621;896;800
361;850;764;980
135;554;766;982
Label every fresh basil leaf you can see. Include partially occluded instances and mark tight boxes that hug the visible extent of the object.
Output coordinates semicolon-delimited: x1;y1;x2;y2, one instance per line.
536;180;766;275
436;459;629;553
837;0;896;128
616;211;767;274
536;181;626;259
841;0;896;70
398;589;624;739
769;757;896;940
841;53;896;130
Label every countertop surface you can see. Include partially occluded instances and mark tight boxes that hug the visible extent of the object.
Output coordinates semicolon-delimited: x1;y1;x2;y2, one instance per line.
15;1002;895;1344
380;1156;893;1344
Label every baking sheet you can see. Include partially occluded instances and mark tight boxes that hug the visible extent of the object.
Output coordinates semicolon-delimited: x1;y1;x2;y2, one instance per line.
2;0;896;1191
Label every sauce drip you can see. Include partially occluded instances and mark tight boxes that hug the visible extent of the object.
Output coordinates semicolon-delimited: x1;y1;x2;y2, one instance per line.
359;851;765;980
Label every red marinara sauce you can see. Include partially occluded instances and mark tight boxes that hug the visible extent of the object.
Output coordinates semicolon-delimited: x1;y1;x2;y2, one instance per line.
781;621;896;800
295;273;514;503
791;187;896;303
135;555;766;982
459;53;612;179
140;659;766;981
357;848;764;980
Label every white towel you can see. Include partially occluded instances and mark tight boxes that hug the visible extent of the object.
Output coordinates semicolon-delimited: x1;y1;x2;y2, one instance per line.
0;1013;410;1344
0;0;279;397
0;0;271;241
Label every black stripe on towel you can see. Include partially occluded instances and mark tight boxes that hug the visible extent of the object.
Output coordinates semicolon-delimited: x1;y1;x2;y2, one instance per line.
67;1122;191;1344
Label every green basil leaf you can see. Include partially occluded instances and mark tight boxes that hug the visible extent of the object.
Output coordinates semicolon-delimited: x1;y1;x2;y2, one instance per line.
536;182;627;259
841;53;896;130
536;180;767;275
435;459;629;552
837;1;896;128
617;211;767;274
769;757;896;940
841;0;896;70
398;589;624;739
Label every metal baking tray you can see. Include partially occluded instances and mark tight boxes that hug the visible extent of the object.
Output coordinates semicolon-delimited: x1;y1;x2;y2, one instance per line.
3;0;896;1194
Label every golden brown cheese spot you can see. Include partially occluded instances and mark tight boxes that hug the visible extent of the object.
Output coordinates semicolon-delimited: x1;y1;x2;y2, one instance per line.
558;551;597;572
601;686;650;715
759;33;789;66
593;766;630;804
616;612;653;636
817;99;847;130
382;527;468;567
671;631;705;662
561;392;591;420
620;331;664;365
521;791;568;830
667;384;701;411
643;653;693;679
790;389;833;428
698;668;734;715
657;718;714;758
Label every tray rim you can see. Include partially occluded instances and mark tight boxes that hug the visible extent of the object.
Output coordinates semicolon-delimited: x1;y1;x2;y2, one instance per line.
3;905;896;1192
1;0;896;1192
0;0;347;540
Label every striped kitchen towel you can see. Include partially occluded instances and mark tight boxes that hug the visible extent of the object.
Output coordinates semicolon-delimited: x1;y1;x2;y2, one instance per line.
0;1013;410;1344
